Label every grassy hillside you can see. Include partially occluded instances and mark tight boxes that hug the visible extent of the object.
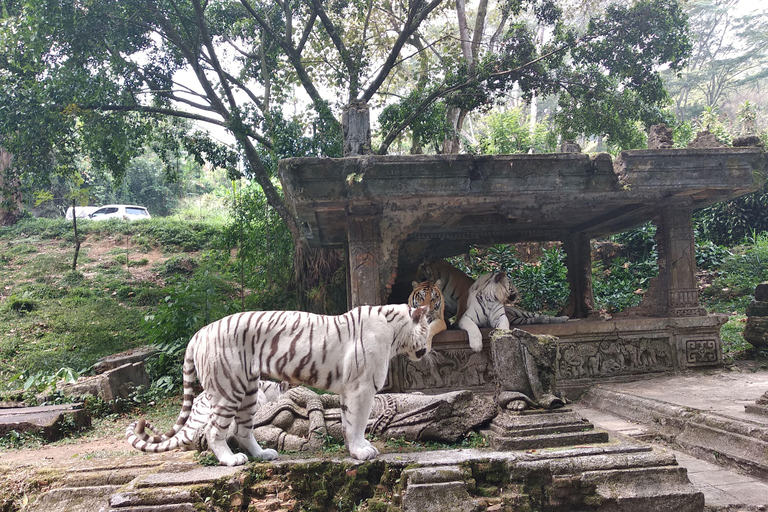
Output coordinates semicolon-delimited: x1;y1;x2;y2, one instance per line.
0;213;231;394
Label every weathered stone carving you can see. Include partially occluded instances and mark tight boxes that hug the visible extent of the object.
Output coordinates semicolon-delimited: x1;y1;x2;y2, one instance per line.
648;124;674;149
687;130;726;148
491;329;565;411
685;339;719;364
342;100;371;156
559;140;582;153
402;349;494;390
251;387;496;453
556;337;674;380
744;282;768;349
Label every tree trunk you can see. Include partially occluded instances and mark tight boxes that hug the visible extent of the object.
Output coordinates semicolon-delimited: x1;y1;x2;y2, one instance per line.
0;148;22;226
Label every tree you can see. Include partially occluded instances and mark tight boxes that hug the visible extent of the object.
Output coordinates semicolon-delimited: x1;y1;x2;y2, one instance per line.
377;0;691;153
663;0;768;122
0;0;691;305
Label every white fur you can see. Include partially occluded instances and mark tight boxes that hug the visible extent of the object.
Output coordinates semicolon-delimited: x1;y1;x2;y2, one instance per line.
458;272;511;351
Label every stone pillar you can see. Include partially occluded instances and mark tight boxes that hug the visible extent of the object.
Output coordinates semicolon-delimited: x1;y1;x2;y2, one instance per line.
744;282;768;349
347;215;381;307
342;101;371;156
641;207;706;317
561;233;595;318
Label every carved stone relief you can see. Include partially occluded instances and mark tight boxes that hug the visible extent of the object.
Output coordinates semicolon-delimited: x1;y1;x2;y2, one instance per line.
402;349;494;391
684;338;719;365
556;337;674;380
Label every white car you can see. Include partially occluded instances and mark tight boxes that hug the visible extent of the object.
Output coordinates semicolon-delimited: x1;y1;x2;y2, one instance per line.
88;204;151;221
65;206;99;220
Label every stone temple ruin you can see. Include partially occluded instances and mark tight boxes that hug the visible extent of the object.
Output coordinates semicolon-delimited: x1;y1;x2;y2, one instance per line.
14;133;768;512
279;134;766;399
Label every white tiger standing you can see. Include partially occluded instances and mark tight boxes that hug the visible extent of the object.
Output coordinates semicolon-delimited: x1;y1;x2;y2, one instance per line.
126;305;430;466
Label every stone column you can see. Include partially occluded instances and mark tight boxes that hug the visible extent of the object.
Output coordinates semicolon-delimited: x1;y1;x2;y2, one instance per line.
342;101;371;156
347;215;381;307
561;233;595;318
647;207;706;317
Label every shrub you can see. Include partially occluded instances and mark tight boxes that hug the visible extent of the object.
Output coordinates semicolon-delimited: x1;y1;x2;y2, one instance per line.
142;266;235;393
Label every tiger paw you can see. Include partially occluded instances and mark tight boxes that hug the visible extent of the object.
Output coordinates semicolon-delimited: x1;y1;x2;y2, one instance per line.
349;442;379;460
469;335;483;352
219;452;249;466
254;448;279;461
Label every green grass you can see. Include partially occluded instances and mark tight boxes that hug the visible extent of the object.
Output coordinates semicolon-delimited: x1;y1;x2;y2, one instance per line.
0;213;228;394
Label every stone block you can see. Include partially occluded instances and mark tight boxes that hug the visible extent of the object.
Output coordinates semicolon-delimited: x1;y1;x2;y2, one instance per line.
733;134;763;147
687;130;726;148
746;300;768;318
648;124;673;149
93;346;156;374
58;362;150;404
0;403;90;440
755;282;768;302
744;317;768;348
402;481;479;512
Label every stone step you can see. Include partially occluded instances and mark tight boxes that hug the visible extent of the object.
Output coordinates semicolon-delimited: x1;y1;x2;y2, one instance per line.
484;407;609;450
515;446;704;512
485;428;609;450
109;487;199;509
581;466;704;512
488;420;593;437
30;485;122;512
0;403;90;440
109;504;196;512
581;386;768;480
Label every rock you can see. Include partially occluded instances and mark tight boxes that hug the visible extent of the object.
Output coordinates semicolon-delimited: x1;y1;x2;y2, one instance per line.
754;282;768;302
559;140;582;153
687;130;726;148
743;316;768;349
648;124;674;149
57;361;150;407
92;346;156;374
0;403;90;440
746;300;768;318
732;134;763;147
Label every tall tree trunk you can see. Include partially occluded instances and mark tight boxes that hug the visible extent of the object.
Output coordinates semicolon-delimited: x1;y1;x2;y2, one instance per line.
0;148;22;226
443;0;488;154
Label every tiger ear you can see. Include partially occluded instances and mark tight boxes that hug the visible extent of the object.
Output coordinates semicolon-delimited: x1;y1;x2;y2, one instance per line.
494;272;505;282
435;279;442;288
412;305;428;323
412;281;419;289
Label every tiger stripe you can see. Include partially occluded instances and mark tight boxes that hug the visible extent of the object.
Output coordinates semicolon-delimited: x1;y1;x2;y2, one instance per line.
126;304;429;466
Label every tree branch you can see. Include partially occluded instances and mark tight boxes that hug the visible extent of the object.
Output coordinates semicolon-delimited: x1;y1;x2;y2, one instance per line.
361;0;444;102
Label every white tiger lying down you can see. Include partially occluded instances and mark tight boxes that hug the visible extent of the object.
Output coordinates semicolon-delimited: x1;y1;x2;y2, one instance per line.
458;272;568;352
126;305;430;466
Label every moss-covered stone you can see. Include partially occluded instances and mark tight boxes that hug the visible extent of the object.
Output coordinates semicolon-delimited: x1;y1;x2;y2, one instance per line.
286;460;387;512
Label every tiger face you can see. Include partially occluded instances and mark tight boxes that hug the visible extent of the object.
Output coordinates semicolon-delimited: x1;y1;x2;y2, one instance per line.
416;259;475;321
409;279;445;323
408;279;448;349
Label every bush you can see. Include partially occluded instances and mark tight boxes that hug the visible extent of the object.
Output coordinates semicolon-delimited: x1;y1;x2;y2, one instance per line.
593;257;657;312
142;265;236;393
450;244;569;313
701;232;768;309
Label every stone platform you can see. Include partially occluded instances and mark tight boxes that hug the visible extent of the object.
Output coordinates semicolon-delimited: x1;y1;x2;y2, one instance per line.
6;365;768;511
20;442;703;512
577;365;768;480
388;317;727;399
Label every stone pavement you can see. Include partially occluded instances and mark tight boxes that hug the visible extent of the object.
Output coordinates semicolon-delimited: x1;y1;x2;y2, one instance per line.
573;364;768;511
4;364;768;511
